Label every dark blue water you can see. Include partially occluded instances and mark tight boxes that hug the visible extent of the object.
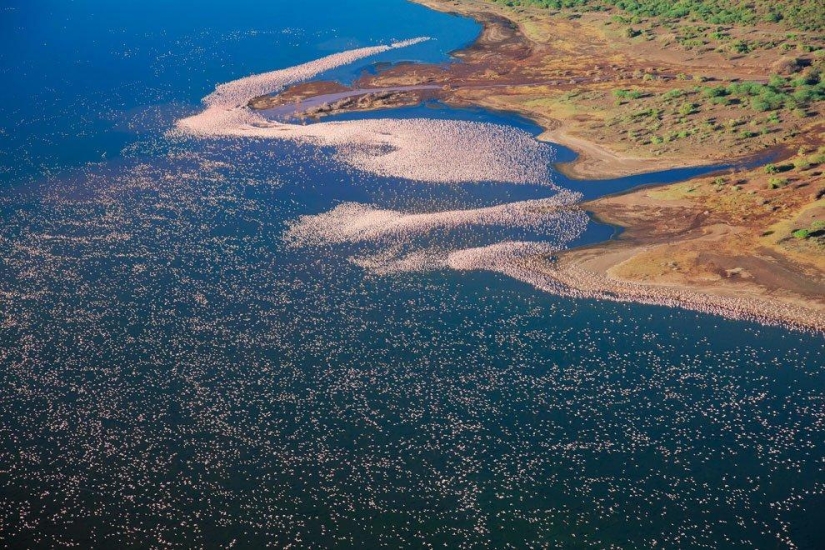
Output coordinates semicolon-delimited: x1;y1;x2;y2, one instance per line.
0;1;823;549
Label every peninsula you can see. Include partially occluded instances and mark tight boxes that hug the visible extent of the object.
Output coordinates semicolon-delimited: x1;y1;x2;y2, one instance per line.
252;0;825;330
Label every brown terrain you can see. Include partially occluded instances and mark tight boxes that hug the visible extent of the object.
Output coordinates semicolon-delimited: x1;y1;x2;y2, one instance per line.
250;0;825;330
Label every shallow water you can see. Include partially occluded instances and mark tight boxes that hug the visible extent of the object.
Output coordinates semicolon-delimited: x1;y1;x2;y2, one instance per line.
0;1;823;549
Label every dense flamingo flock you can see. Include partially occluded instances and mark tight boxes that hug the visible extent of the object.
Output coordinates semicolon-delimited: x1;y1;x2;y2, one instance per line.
286;197;588;276
285;192;583;246
175;39;555;185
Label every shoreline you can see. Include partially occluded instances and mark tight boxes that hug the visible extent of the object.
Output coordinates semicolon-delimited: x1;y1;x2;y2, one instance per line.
541;180;825;333
248;0;825;331
515;253;825;333
411;0;825;332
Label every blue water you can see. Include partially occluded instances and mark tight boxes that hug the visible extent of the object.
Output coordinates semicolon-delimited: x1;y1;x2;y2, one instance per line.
0;1;823;549
0;0;479;185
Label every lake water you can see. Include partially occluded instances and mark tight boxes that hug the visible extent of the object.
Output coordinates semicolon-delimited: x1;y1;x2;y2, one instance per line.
0;0;823;548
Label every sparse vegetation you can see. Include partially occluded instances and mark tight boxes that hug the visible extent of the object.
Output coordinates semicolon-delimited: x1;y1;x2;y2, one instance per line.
613;88;644;100
492;0;824;32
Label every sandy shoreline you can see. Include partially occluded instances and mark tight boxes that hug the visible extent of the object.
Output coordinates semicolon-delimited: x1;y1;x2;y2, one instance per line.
243;0;825;331
539;188;825;333
402;0;825;332
528;244;825;333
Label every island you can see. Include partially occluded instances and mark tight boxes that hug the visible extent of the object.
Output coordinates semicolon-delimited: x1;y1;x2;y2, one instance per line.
251;0;825;330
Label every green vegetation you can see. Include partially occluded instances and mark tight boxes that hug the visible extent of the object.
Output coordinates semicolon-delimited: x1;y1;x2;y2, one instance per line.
696;72;825;114
790;220;825;240
613;88;645;100
491;0;824;31
678;102;696;116
602;70;822;154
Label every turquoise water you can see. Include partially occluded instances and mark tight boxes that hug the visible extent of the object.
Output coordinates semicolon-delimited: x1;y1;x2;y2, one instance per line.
0;1;823;549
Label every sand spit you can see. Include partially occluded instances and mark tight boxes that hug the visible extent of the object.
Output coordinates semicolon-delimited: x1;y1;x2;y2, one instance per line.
205;37;431;109
500;257;825;333
175;40;556;185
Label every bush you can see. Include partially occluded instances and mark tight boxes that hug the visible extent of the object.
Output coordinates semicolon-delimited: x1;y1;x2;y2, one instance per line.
791;70;821;86
764;163;779;174
792;229;810;239
613;89;644;100
793;158;811;170
771;57;802;75
750;98;772;111
764;12;782;23
768;177;788;188
703;85;728;98
679;102;697;115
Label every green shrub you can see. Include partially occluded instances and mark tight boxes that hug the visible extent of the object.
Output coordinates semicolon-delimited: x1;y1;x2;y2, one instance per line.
613;88;644;100
792;229;810;239
750;98;772;111
764;12;782;23
703;85;728;98
679;102;697;115
793;158;811;170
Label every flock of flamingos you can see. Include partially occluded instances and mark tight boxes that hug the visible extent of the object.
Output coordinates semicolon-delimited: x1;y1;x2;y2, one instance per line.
175;38;825;332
